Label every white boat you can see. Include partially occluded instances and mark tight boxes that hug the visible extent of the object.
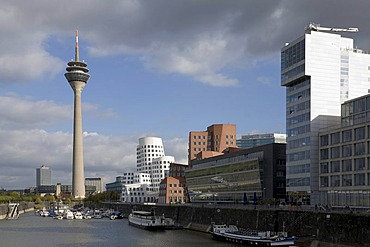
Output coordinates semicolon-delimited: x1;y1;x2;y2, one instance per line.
74;211;83;220
128;210;166;231
210;224;297;246
40;210;50;217
63;211;74;220
93;209;102;219
83;214;92;220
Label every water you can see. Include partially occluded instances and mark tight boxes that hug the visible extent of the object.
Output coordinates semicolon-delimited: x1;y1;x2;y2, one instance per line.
0;212;238;247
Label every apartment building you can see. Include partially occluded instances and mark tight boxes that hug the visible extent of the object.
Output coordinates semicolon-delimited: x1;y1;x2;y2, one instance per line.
188;124;236;166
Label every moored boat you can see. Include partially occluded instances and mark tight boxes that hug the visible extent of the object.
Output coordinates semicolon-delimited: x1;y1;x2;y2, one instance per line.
128;209;165;231
210;224;297;246
63;210;74;220
74;211;83;220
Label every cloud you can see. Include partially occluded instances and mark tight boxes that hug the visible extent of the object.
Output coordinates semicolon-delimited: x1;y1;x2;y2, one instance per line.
1;0;370;190
0;95;71;129
257;76;273;86
1;0;370;87
0;94;188;189
163;137;188;164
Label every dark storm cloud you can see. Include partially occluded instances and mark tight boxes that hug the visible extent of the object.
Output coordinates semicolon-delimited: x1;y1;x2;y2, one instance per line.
1;0;370;86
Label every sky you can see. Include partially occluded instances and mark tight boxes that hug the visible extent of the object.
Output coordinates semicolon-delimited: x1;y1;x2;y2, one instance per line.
1;0;370;190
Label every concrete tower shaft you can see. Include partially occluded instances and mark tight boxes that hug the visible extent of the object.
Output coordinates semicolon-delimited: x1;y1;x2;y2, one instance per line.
64;30;90;199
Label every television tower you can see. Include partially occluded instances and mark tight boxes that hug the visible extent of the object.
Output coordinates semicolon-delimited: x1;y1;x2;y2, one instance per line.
64;31;90;198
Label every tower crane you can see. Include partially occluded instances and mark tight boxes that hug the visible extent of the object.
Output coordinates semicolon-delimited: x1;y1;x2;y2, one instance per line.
306;23;359;33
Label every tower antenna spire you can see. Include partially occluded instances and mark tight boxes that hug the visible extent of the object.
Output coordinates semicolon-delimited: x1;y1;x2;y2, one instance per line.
75;30;79;62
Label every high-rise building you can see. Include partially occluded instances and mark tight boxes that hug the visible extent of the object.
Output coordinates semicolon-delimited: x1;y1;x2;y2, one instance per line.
136;137;174;192
85;177;104;193
237;133;286;149
281;23;370;205
188;124;236;165
36;165;51;187
64;31;90;199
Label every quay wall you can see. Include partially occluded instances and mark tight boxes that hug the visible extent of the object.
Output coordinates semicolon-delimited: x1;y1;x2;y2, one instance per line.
0;202;35;220
102;202;370;247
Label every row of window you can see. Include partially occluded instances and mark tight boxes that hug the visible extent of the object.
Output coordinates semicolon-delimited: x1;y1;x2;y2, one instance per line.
320;141;370;160
287;163;310;174
287;100;310;115
281;64;305;84
160;183;187;188
194;142;206;145
168;197;187;203
286;78;310;93
287;125;310;137
288;136;310;149
320;173;369;187
122;197;156;203
286;88;310;105
320;158;369;173
169;172;184;177
320;126;370;146
192;135;234;140
167;190;184;194
140;145;163;149
288;150;310;162
287;112;310;126
286;177;310;187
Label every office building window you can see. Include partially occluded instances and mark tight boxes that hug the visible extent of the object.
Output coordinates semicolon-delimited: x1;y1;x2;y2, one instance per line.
331;161;340;173
320;135;329;146
355;142;365;155
330;175;340;187
355;158;366;170
320;149;329;160
331;147;340;158
342;159;352;172
342;145;352;157
330;132;340;145
320;162;328;173
355;127;365;140
355;174;365;186
342;130;352;142
342;174;352;186
320;176;328;187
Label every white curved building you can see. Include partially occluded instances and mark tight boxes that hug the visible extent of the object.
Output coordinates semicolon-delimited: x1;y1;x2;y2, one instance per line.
136;137;165;173
107;137;176;203
136;137;175;193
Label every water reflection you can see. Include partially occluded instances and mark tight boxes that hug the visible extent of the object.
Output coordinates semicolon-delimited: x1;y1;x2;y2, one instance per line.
0;212;237;247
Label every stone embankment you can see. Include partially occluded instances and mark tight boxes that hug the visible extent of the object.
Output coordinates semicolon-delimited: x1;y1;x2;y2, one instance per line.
101;202;370;247
0;202;35;220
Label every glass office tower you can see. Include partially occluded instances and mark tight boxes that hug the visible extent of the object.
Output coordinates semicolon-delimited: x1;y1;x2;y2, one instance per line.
281;26;370;205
